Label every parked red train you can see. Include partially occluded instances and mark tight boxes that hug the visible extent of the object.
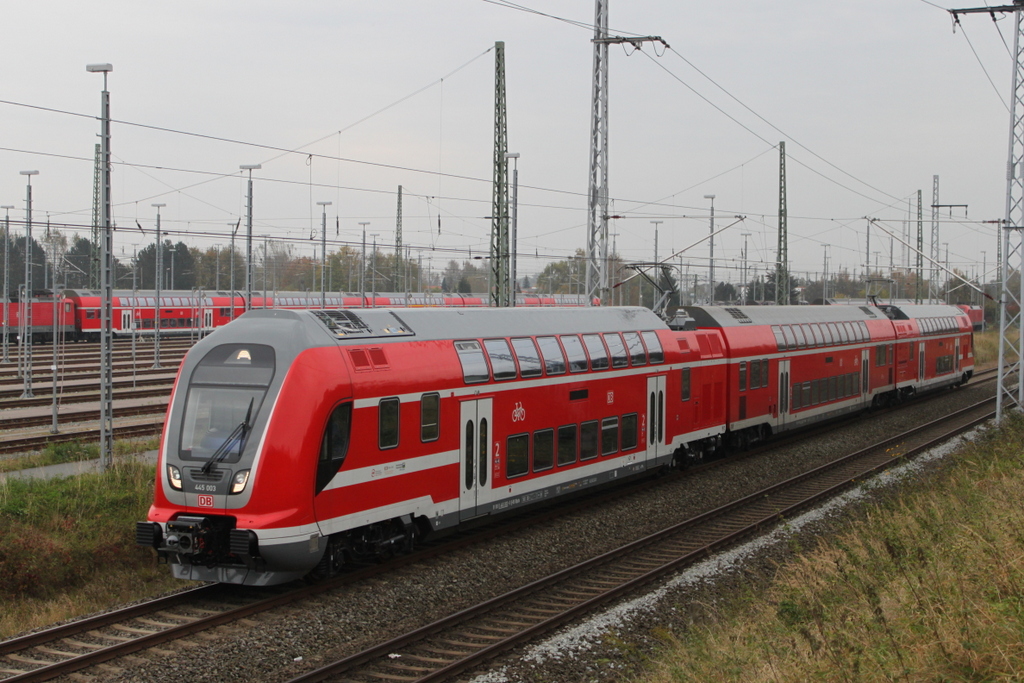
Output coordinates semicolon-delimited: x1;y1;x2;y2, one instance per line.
2;289;593;343
136;302;973;585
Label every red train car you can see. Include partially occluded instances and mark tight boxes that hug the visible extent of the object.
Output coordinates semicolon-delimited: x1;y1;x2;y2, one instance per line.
136;303;975;585
1;293;76;342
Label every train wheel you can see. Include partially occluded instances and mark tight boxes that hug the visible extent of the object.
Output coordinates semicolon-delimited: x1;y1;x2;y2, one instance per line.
310;535;346;580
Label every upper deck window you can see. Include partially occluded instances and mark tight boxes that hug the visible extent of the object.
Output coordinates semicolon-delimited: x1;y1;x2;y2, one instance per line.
603;333;629;368
582;334;609;370
641;331;664;363
455;340;489;384
622;332;647;365
560;335;589;373
483;338;517;381
537;336;566;375
511;337;543;378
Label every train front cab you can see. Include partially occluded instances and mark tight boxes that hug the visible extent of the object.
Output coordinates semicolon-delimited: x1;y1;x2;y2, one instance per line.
139;309;357;586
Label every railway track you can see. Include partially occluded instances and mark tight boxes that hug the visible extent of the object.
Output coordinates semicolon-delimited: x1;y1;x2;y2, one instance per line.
286;393;997;683
0;380;998;683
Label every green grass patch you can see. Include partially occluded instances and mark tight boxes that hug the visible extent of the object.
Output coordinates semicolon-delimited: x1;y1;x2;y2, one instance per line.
636;416;1024;682
0;436;159;474
0;459;188;638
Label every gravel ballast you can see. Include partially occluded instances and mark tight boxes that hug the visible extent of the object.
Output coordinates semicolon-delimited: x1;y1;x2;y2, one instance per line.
70;380;992;683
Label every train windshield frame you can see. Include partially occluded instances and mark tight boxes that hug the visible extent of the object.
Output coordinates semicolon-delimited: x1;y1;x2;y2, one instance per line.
178;344;275;463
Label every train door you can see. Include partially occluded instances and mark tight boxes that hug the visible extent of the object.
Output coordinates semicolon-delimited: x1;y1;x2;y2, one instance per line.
861;348;870;397
121;309;132;332
646;375;666;462
459;398;492;521
918;342;926;382
777;359;790;427
204;309;213;330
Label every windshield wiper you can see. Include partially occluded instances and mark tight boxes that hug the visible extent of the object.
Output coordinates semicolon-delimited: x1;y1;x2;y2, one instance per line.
201;397;254;475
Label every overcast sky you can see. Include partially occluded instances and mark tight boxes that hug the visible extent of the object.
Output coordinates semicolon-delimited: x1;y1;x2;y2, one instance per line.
0;1;1012;291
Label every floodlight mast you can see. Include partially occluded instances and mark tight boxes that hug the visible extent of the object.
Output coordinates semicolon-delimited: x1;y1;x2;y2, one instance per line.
240;164;261;312
86;61;114;468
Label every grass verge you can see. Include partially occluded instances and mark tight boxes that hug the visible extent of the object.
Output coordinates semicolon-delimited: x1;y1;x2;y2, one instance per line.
0;459;189;640
0;436;160;474
636;415;1024;682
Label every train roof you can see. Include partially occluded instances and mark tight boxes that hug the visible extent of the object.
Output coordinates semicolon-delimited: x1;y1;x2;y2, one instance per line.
211;306;667;348
876;303;969;320
682;304;886;329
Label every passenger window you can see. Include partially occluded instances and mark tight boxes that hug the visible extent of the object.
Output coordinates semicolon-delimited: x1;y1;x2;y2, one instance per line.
771;325;787;351
506;433;529;478
455;340;489;384
750;359;761;389
621;414;638;451
641;331;664;363
511;337;543;378
601;417;619;456
681;367;691;400
781;325;797;349
739;361;747;391
420;393;440;442
533;429;554;471
580;421;599;460
484;338;517;380
810;379;819;405
603;333;629;368
557;424;577;465
582;334;610;370
793;326;808;349
317;402;352;495
379;397;400;449
464;420;474;489
802;382;810;407
560;335;589;373
792;384;801;410
537;336;566;375
479;418;488;487
810;325;824;347
622;332;647;365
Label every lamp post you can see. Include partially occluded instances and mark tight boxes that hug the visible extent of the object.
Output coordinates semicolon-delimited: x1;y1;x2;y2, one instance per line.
504;152;520;305
169;247;176;290
229;220;239;319
358;222;369;306
20;170;38;399
370;234;379;308
317;201;331;309
151;203;165;369
704;194;716;303
86;61;114;468
741;232;751;303
240;164;260;312
1;205;12;364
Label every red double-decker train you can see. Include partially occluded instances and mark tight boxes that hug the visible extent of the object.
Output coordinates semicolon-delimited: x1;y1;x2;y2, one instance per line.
136;302;973;585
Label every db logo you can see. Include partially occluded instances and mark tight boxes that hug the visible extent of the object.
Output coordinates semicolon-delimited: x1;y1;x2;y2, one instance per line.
197;495;214;507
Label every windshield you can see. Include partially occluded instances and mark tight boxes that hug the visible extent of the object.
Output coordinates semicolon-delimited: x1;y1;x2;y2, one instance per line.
179;386;266;462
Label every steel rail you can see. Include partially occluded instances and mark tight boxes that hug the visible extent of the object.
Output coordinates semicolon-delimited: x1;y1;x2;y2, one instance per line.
285;396;996;683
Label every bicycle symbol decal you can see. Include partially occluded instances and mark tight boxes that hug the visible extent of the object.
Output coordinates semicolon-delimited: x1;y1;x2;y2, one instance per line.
512;402;526;422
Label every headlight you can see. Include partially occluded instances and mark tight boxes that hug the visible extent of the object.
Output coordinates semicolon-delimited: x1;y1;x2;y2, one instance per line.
230;469;250;495
167;465;182;491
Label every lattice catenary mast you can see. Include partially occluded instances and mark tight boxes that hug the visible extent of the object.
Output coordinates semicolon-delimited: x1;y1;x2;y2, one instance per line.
490;41;511;307
584;0;667;305
951;1;1024;423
